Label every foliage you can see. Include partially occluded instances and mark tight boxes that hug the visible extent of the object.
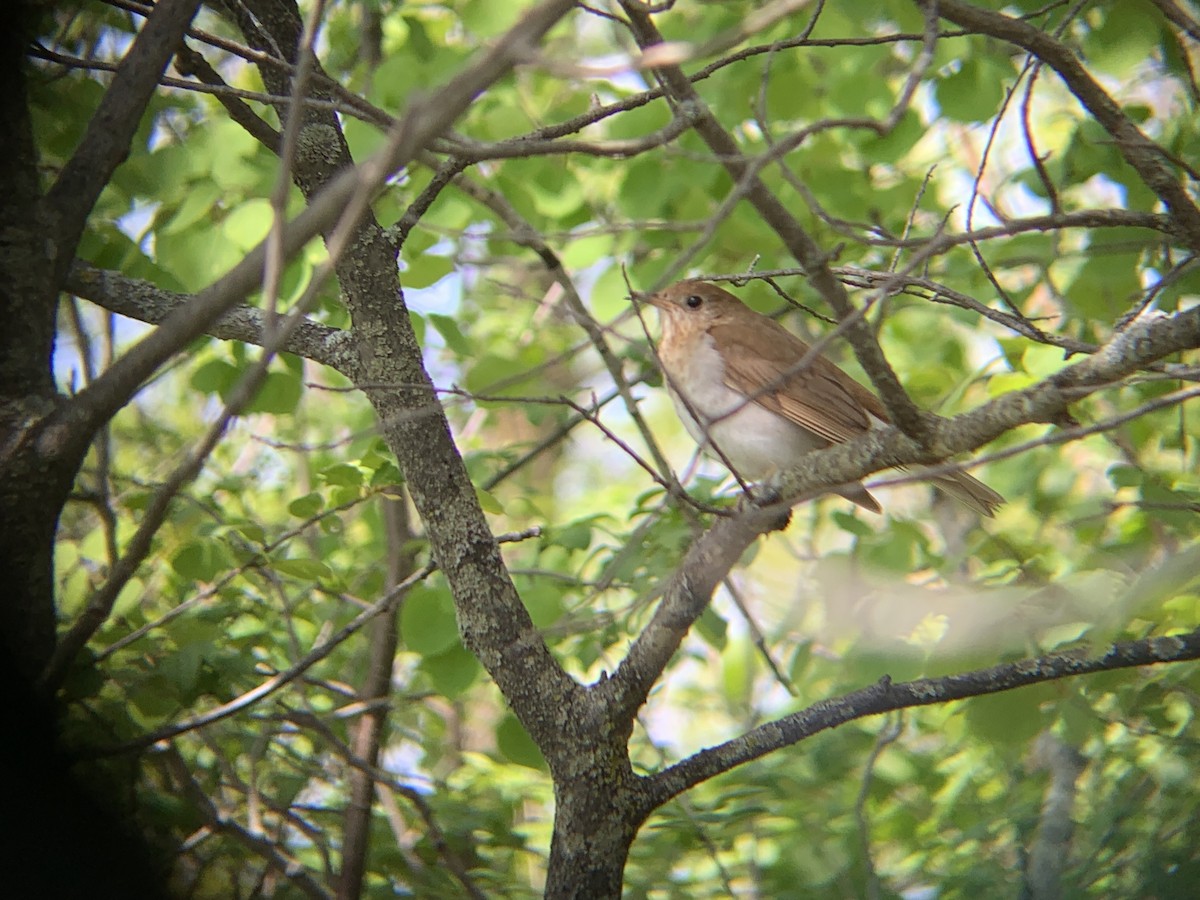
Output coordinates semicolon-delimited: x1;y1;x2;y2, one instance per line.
20;0;1200;897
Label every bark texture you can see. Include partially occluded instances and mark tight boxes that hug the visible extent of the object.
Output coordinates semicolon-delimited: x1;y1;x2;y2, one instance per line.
0;25;62;681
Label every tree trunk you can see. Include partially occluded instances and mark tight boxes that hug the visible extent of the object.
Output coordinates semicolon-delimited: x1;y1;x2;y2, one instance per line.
338;490;417;899
542;738;656;900
0;4;70;685
545;787;641;900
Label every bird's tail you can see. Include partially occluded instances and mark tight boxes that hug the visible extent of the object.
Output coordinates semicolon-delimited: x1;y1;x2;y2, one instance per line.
928;469;1004;517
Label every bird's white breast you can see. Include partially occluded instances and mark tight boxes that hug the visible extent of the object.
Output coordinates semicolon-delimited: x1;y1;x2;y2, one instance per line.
664;331;826;480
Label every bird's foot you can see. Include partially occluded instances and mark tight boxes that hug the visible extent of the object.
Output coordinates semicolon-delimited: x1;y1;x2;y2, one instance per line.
748;474;792;531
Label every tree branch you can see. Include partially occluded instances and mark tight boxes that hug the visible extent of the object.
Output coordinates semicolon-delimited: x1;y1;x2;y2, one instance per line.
158;744;332;899
65;262;358;376
43;0;577;461
772;303;1200;507
927;0;1200;252
440;161;683;490
285;707;489;900
602;501;789;721
97;561;436;754
646;628;1200;806
173;43;282;151
432;105;699;160
1150;0;1200;43
45;0;202;281
40;274;337;691
602;304;1200;720
337;493;416;900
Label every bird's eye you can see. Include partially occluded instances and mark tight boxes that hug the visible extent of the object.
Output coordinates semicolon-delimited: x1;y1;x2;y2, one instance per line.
685;294;703;309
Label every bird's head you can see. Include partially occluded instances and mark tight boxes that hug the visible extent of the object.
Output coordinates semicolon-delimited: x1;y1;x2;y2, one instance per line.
637;280;749;340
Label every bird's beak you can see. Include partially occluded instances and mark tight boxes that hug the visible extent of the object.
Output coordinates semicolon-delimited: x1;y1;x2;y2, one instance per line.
633;290;667;310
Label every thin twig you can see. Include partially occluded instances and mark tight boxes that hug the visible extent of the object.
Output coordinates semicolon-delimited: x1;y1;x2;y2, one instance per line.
721;577;797;695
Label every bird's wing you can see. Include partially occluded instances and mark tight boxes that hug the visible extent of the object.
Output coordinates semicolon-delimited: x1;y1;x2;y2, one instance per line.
710;320;883;445
710;317;1004;517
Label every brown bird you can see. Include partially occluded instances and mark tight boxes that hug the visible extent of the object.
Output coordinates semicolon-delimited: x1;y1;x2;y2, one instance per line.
642;279;1003;516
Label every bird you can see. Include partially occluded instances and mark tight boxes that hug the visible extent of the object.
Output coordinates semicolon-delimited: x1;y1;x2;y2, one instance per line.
640;279;1004;516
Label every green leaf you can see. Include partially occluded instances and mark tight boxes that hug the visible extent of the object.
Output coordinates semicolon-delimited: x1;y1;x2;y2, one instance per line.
1142;480;1199;531
207;126;266;190
321;463;364;487
464;353;519;395
763;55;818;120
403;253;454;289
191;358;239;396
860;521;928;572
368;54;413;110
556;520;593;552
590;265;633;321
561;234;614;270
1039;621;1092;651
1126;546;1200;611
428;312;473;355
1066;244;1142;318
112;576;146;620
1055;693;1103;746
246;369;302;415
964;683;1054;747
531;164;584;218
986;371;1036;396
408;309;426;344
159;641;207;697
496;713;547;770
172;541;226;582
1085;3;1163;76
61;650;105;701
1021;344;1071;378
860;109;924;164
129;676;181;718
419;643;480;698
400;584;460;656
370;462;404;487
343;116;385;162
272;557;332;581
162;182;221;235
1108;464;1143;489
721;635;754;705
225;521;266;545
474;486;504;514
826;43;896;117
289;492;324;518
460;0;523;37
832;510;873;538
222;198;274;250
695;606;728;650
935;54;1010;123
227;613;267;640
519;578;563;628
